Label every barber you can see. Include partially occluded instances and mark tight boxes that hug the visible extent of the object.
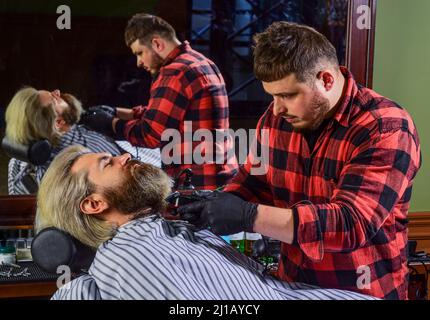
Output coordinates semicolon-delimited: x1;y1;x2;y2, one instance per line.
81;13;237;190
179;22;421;300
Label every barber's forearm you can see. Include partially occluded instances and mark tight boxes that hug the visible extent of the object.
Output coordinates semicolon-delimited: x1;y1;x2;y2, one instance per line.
116;107;134;120
112;118;120;134
253;205;294;244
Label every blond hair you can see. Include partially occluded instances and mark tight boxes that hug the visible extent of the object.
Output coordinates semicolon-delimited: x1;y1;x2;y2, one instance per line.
36;145;117;248
5;87;62;146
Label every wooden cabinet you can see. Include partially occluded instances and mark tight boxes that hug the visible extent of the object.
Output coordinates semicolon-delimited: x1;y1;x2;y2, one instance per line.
408;212;430;300
0;195;57;299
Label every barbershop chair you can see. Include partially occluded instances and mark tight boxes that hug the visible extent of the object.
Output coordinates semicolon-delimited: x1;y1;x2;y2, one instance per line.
31;227;96;274
1;137;52;193
1;136;52;166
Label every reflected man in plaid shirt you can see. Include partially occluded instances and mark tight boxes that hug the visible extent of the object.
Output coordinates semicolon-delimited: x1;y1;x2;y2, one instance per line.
179;22;421;299
81;13;237;190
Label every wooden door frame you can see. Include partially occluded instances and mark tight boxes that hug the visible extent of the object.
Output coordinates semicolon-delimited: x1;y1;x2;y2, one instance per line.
346;0;377;88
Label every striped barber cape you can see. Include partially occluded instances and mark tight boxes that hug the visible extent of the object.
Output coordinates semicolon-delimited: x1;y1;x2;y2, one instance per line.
52;216;377;300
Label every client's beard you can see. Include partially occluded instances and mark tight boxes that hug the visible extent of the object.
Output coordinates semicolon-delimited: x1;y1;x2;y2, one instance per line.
102;160;171;218
60;93;82;125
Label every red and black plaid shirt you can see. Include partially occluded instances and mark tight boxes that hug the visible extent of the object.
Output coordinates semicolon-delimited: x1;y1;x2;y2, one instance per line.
225;67;421;299
116;41;238;189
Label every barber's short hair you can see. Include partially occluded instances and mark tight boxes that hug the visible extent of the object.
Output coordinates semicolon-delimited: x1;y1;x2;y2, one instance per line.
36;145;116;248
124;13;177;47
253;21;339;83
5;87;62;146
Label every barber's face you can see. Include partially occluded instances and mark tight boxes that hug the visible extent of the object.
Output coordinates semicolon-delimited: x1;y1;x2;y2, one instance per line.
262;74;331;131
130;39;164;75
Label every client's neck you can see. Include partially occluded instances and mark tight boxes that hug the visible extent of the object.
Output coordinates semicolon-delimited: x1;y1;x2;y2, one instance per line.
104;210;134;227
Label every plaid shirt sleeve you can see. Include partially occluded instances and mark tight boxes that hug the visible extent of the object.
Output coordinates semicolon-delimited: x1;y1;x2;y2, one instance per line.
115;74;190;148
224;110;274;206
132;105;148;119
294;122;421;262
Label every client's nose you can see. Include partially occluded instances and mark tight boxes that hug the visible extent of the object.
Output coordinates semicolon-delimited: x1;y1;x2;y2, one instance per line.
116;153;131;166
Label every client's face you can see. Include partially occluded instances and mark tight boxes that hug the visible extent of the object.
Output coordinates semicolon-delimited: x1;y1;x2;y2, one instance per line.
72;152;164;215
38;89;68;114
39;89;80;131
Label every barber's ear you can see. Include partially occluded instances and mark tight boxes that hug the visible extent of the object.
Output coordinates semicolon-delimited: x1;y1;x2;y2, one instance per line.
316;71;334;91
80;194;109;215
151;37;165;53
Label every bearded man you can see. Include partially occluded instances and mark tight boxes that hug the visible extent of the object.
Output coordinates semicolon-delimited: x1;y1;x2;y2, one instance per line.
5;87;161;194
35;145;375;300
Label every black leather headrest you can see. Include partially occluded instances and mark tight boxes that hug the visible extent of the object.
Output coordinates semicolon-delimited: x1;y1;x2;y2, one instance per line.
31;227;96;274
1;136;52;166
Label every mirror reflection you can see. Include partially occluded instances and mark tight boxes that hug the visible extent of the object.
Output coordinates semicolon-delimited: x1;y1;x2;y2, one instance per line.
0;0;348;195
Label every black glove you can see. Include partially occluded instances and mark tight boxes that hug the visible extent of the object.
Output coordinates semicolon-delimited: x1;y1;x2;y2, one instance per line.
87;105;117;117
177;192;258;235
80;109;115;138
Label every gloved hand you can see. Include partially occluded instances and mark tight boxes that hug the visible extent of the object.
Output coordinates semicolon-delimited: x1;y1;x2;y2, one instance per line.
177;192;258;235
87;105;117;117
79;109;115;138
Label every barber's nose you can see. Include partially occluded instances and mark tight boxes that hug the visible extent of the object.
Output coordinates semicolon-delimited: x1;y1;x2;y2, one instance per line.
116;153;131;166
137;57;143;68
273;97;287;117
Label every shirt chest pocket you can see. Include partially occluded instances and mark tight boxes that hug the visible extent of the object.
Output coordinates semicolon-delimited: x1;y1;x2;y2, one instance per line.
309;157;343;200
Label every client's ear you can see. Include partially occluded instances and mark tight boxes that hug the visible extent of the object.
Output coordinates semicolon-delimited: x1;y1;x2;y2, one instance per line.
80;193;109;215
55;117;66;131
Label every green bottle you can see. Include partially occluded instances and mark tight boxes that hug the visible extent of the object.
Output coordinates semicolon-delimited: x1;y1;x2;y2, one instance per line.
229;232;245;254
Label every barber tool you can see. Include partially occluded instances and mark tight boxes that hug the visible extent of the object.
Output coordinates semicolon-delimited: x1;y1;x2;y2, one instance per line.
165;168;214;215
1;261;21;269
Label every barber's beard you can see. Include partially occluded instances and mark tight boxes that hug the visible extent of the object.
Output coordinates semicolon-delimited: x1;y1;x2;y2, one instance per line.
102;160;166;219
294;92;331;132
149;50;165;75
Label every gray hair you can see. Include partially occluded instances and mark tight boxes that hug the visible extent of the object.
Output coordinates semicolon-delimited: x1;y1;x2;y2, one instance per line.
36;145;117;248
5;87;62;146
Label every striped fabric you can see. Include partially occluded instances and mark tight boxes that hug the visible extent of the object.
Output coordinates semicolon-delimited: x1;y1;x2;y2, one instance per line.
7;125;161;194
115;140;161;168
52;216;377;300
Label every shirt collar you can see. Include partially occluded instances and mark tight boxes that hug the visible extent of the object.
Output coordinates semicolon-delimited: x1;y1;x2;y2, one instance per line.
116;215;159;232
162;40;191;67
330;66;359;128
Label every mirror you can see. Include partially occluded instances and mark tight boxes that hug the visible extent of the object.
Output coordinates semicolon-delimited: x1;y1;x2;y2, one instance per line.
0;0;375;195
